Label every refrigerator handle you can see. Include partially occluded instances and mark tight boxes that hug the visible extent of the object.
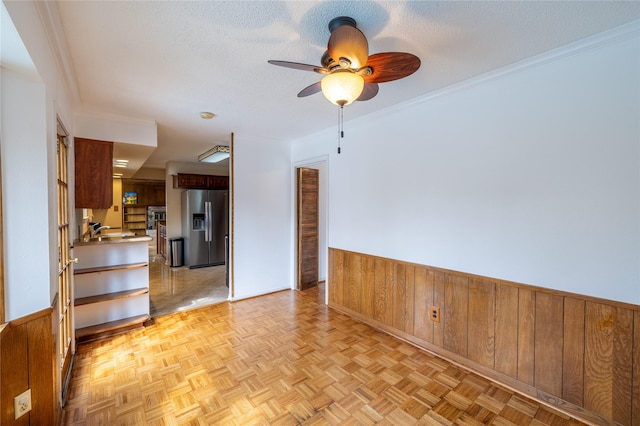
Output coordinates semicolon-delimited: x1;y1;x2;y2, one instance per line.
205;201;211;242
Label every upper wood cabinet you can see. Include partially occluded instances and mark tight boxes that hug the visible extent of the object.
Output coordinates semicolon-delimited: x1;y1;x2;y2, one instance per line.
172;173;229;190
74;138;113;209
122;179;166;206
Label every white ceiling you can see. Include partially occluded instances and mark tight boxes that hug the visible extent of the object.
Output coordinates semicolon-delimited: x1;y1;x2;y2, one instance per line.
50;1;640;173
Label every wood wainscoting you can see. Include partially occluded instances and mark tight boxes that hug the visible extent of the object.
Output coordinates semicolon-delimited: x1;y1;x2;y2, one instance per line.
328;248;640;425
0;306;56;424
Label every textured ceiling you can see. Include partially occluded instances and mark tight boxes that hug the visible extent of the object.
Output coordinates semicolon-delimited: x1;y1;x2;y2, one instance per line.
53;1;640;171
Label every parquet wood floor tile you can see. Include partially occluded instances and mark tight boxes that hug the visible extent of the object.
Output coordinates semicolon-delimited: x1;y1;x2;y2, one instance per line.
63;285;586;425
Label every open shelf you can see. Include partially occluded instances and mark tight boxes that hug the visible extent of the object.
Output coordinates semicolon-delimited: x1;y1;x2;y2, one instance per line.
74;262;148;275
75;288;149;306
76;314;150;341
74;241;151;342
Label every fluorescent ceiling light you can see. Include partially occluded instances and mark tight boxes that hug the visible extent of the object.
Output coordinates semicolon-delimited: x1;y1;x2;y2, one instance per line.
198;145;230;163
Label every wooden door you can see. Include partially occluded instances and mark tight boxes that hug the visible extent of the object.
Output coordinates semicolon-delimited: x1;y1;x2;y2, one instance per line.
57;132;74;403
297;167;319;290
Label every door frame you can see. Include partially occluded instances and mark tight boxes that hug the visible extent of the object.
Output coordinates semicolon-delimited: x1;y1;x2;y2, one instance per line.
0;142;4;323
292;155;329;303
56;118;75;407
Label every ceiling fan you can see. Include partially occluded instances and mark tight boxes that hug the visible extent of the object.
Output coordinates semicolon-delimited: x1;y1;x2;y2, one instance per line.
268;16;421;107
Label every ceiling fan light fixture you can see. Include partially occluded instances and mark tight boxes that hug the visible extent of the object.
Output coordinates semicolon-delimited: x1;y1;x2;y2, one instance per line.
198;145;230;163
321;70;364;106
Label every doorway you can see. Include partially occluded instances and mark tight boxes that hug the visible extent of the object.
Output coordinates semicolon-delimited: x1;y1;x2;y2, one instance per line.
294;159;328;301
149;156;232;317
297;167;319;290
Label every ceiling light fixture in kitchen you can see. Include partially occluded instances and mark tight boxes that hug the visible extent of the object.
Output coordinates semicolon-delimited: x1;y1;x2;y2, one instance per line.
198;145;230;163
200;112;216;119
113;159;129;168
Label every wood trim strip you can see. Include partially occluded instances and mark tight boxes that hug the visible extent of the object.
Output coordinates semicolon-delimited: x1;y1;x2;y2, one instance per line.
230;132;235;300
633;311;640;426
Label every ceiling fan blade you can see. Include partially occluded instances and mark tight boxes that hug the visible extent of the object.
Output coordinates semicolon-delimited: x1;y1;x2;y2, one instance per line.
268;60;328;74
297;82;322;98
364;52;421;84
327;25;368;69
357;82;379;101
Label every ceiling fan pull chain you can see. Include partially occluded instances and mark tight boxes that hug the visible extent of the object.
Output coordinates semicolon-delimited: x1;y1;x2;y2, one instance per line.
337;105;343;154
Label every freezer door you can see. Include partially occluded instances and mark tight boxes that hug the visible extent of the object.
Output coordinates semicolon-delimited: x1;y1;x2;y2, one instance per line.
186;190;210;267
208;190;227;265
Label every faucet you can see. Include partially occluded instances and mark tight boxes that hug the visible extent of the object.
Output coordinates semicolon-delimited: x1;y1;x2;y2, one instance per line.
91;225;111;238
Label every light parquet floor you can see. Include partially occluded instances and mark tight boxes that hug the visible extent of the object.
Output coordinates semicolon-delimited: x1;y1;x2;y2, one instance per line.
63;284;585;425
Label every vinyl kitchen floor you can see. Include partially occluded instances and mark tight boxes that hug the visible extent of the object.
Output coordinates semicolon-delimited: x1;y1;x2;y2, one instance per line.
147;232;229;318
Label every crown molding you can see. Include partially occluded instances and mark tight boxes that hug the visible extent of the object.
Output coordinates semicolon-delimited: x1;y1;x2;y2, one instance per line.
34;0;81;106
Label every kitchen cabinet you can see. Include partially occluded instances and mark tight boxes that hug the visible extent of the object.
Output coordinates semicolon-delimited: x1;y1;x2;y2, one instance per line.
73;237;152;341
75;138;113;208
122;179;165;206
172;173;229;189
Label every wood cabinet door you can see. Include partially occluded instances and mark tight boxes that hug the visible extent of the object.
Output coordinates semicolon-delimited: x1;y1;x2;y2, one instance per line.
297;167;319;290
74;138;113;208
177;173;208;188
173;173;229;189
122;179;166;205
206;175;229;189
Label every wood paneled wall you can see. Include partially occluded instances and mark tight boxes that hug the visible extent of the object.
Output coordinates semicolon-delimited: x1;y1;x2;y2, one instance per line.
329;248;640;425
0;307;55;425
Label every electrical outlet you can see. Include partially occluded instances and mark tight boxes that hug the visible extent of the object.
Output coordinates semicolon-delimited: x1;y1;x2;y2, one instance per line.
14;389;32;420
429;306;440;323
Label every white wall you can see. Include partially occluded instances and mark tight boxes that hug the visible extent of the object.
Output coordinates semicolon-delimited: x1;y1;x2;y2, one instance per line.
232;134;292;300
2;0;75;320
74;113;157;147
1;69;52;320
293;27;640;305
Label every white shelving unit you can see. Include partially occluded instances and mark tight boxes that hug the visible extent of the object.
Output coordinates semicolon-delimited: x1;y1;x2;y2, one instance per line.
73;238;151;340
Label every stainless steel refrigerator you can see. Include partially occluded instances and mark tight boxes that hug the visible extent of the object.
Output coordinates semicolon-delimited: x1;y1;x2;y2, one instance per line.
182;189;228;268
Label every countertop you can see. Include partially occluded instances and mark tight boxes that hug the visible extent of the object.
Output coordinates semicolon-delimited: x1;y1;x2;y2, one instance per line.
74;235;152;246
